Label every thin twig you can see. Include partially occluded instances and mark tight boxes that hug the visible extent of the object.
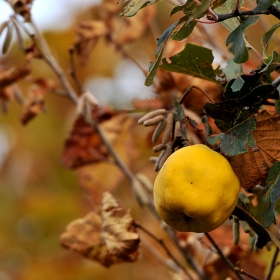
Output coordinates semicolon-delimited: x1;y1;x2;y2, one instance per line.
266;247;280;280
166;228;207;280
235;267;260;280
68;47;83;95
204;233;245;280
30;20;78;103
180;85;215;104
135;222;194;280
115;43;149;77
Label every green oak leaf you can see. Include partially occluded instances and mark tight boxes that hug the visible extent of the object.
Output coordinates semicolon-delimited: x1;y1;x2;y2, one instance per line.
263;161;280;227
171;0;211;19
260;51;280;76
145;22;178;86
226;16;259;63
172;21;197;41
261;22;280;57
219;118;256;156
222;58;242;80
204;117;256;156
231;76;245;92
204;84;277;132
121;0;158;17
214;0;244;31
160;43;221;83
224;73;261;100
253;0;277;13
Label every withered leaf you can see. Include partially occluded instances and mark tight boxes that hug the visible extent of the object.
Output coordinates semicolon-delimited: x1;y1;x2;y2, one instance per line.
177;225;266;280
12;0;32;22
0;65;31;88
21;79;56;125
60;193;139;267
62;107;132;169
231;110;280;188
101;191;140;258
114;5;156;46
132;98;163;110
60;211;135;267
75;20;109;64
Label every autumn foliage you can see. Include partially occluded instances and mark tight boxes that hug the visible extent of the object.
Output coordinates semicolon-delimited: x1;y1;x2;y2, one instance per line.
2;0;280;279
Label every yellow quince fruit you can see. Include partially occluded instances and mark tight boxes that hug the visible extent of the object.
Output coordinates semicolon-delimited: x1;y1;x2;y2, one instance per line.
154;144;240;233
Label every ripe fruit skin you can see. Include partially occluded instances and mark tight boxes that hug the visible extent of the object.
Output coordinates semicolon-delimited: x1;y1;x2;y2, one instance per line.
154;144;240;233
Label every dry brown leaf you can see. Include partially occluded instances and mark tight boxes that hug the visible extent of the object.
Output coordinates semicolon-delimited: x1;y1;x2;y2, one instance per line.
12;0;32;21
0;65;31;88
132;98;164;111
231;110;280;188
101;191;140;259
60;194;139;267
0;85;14;102
177;225;266;280
20;78;56;125
75;20;109;63
112;5;156;46
154;40;222;114
60;210;137;267
62;107;136;169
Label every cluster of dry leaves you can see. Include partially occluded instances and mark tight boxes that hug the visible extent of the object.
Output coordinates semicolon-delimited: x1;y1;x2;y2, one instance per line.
3;0;280;279
61;192;140;267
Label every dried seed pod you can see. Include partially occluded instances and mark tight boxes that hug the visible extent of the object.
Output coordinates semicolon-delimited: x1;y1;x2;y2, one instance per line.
152;118;167;143
232;216;240;245
138;109;167;124
153;143;166;153
149;156;158;163
143;115;165;126
265;241;272;251
154;150;165;172
247;185;266;195
136;173;153;192
2;21;13;54
162;112;174;144
240;221;255;237
0;21;8;38
154;144;172;171
238;193;251;213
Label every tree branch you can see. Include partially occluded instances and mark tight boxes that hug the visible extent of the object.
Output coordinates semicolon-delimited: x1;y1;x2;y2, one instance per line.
30;20;79;103
135;222;194;280
266;247;280;280
205;232;245;280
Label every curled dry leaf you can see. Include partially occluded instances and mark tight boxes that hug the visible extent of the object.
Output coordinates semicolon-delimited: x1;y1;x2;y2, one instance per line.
0;65;31;88
62;107;135;169
75;20;109;63
231;110;280;188
61;192;140;267
112;5;156;46
0;85;14;102
12;0;33;21
60;209;139;267
177;225;266;280
21;79;56;125
132;98;163;110
62;106;117;168
101;191;140;259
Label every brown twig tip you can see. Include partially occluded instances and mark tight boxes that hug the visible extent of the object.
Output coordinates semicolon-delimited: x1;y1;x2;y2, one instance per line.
234;267;260;280
134;223;194;280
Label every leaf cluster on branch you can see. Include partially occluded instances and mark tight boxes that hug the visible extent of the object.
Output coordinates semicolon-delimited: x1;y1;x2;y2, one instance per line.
2;0;280;279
